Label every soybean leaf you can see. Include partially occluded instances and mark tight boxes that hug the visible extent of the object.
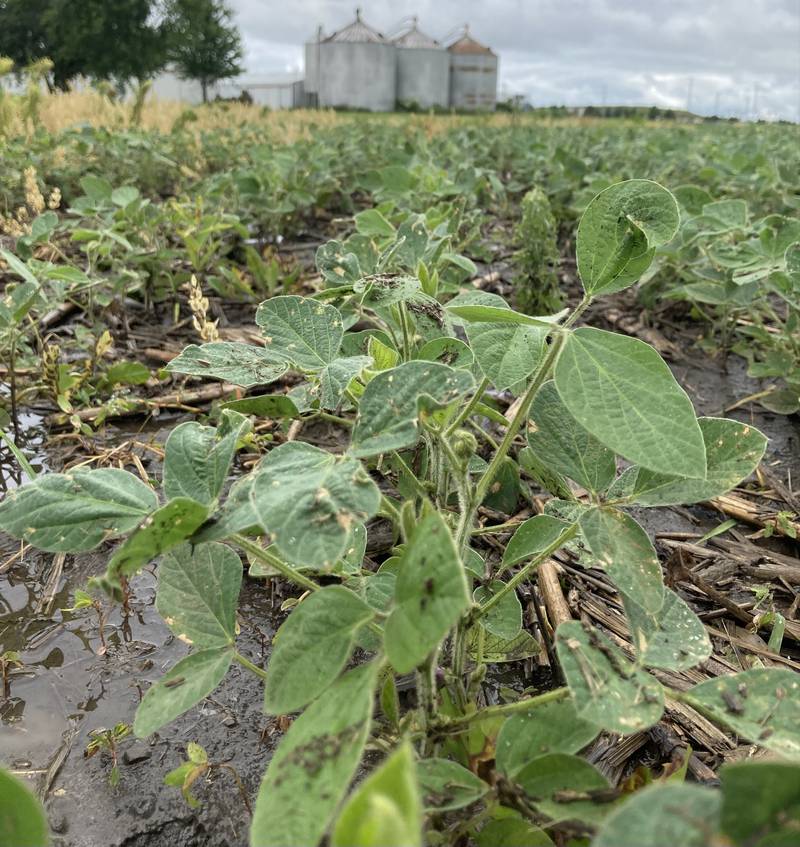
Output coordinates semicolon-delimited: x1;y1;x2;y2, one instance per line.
218;394;300;419
332;742;421;847
156;542;242;649
133;647;233;737
720;760;800;844
593;783;720;847
354;208;395;238
579;508;664;614
555;327;705;478
447;304;559;328
0;468;157;552
556;620;665;734
622;588;711;671
467;320;547;392
527;381;616;493
250;663;377;847
496;699;599;777
473;580;522;641
516;753;612;825
611;418;767;507
577;179;680;297
264;587;373;715
351;361;474;458
250;442;380;568
317;355;371;409
192;476;260;542
163;409;250;504
316;240;362;285
417;759;489;812
468;628;541;663
385;507;470;674
476;811;553;847
166;342;287;387
501;514;572;572
415;337;474;370
255;295;343;370
481;456;520;513
0;769;49;847
686;668;800;759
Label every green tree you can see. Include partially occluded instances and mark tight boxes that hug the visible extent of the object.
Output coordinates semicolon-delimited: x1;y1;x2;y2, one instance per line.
165;0;243;102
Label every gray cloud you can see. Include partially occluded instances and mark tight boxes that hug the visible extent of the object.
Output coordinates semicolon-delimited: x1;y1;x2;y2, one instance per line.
232;0;800;119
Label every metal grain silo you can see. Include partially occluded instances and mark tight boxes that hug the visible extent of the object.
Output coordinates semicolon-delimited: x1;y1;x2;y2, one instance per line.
393;18;449;109
304;26;324;106
317;9;397;111
448;26;498;111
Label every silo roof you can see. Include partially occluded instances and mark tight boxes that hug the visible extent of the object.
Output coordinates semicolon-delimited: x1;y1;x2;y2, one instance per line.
325;9;388;43
448;28;495;55
394;19;441;49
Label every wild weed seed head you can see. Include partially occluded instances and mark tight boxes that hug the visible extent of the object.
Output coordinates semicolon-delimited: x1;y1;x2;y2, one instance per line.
24;166;46;215
186;274;219;342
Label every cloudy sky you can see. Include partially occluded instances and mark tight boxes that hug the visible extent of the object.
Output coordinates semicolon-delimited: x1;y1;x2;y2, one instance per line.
230;0;800;120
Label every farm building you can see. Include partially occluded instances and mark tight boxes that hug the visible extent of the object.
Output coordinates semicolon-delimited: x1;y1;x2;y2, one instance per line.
304;10;498;111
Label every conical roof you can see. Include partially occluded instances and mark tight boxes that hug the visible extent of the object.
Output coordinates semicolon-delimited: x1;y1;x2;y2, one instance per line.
394;18;441;49
326;8;387;43
448;26;494;55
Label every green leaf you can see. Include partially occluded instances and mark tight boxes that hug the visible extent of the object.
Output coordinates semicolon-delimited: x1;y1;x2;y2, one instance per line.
351;361;474;458
316;240;362;285
496;698;599;777
166;342;287;388
468;627;541;663
447;304;560;328
702;199;748;231
163;410;250;504
332;742;421;847
613;417;767;506
556;620;665;734
579;508;664;614
622;587;711;671
593;783;720;847
417;758;489;812
104;361;150;387
501;514;572;572
686;668;800;759
385;507;470;674
218;393;300;419
133;647;233;737
192;476;260;542
527;381;616;493
415;337;474;370
473;580;522;641
250;663;377;847
0;468;157;552
466;320;547;392
577;179;680;296
476;811;553;847
98;498;209;595
354;208;396;238
720;760;800;844
0;768;49;847
515;753;611;825
156;542;242;649
250;442;380;568
264;587;373;714
0;248;40;287
555;327;705;478
317;355;371;409
255;295;343;370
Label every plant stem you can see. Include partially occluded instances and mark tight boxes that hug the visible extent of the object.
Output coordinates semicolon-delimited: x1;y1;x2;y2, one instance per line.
437;686;570;731
391;450;429;500
445;376;490;436
380;494;402;526
233;650;269;681
232;534;320;594
478;522;578;613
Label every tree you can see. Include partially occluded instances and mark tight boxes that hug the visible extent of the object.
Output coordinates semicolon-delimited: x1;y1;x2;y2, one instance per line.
164;0;243;102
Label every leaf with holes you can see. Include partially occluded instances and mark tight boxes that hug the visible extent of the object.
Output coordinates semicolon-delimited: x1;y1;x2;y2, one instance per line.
496;698;599;777
0;468;157;552
527;381;616;493
250;663;377;847
156;542;242;649
163;409;250;504
468;628;541;663
351;361;474;458
554;328;705;478
166;342;287;387
255;295;343;370
417;759;489;812
133;647;233;737
264;587;373;715
622;588;711;671
577;179;680;297
250;442;380;568
686;669;800;759
579;508;664;614
317;355;372;409
385;507;470;674
556;621;665;734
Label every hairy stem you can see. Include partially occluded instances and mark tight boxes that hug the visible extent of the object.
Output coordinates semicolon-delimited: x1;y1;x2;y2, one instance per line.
436;686;570;731
232;534;320;594
233;650;269;681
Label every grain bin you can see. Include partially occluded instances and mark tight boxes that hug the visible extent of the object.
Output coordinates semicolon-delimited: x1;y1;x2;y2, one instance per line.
317;9;397;111
448;26;498;111
393;18;449;109
304;25;324;105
